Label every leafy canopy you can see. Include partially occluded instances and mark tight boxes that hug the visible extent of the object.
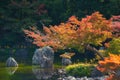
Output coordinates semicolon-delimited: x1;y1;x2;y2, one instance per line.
97;53;120;80
105;38;120;54
24;12;112;52
111;15;120;37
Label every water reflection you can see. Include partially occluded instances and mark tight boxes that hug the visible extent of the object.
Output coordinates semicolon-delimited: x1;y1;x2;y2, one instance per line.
0;65;59;80
6;67;18;75
32;66;54;80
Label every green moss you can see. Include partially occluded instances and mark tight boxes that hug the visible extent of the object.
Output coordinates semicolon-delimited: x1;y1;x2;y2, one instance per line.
65;63;96;77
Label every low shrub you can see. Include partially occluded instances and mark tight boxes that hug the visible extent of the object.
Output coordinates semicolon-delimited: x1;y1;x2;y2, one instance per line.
65;63;95;77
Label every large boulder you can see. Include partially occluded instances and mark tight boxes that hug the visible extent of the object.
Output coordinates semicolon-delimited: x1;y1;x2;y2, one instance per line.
6;57;18;67
32;46;54;68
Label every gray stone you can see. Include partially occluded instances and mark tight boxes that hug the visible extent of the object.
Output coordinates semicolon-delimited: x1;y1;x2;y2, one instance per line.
57;77;64;80
58;69;66;74
62;58;72;66
32;46;54;68
112;70;120;79
61;76;76;80
57;69;67;78
6;57;18;67
116;70;120;77
57;76;107;80
67;76;76;80
80;76;88;80
76;78;81;80
91;67;103;77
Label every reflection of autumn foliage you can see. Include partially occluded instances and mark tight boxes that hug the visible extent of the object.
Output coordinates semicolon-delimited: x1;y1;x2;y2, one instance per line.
97;54;120;80
24;12;112;51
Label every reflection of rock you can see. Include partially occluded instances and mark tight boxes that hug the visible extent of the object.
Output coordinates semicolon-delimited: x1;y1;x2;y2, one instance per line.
32;66;54;80
6;57;18;67
6;67;18;75
32;46;54;68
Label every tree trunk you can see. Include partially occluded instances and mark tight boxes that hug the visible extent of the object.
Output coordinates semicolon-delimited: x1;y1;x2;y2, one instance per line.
85;44;104;60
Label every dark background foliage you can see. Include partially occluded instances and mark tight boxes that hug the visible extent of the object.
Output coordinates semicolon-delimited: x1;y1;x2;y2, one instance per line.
0;0;119;63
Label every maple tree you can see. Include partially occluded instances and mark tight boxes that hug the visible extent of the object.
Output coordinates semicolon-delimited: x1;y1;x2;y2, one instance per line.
103;15;120;55
97;53;120;80
24;12;112;55
111;15;120;37
96;15;120;80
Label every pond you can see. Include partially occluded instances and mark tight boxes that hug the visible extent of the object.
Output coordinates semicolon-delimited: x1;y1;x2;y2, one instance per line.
0;64;60;80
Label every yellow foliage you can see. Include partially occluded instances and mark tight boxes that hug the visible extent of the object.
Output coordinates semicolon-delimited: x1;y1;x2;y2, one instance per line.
60;52;75;59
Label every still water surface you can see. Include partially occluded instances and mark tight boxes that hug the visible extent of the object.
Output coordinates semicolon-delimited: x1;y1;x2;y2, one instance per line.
0;65;57;80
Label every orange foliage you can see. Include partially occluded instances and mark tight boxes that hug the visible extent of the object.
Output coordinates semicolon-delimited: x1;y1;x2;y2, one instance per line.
24;12;112;51
97;54;120;72
97;54;120;80
104;43;110;48
60;52;75;59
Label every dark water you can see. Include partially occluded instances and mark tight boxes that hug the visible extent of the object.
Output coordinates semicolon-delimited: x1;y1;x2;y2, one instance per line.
0;65;58;80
